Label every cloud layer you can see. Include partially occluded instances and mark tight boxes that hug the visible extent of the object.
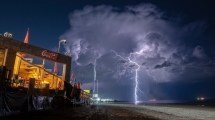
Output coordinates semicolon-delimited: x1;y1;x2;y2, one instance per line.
61;4;215;101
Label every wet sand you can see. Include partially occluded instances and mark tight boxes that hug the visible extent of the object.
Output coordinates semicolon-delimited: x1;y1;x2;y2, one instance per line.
2;105;159;120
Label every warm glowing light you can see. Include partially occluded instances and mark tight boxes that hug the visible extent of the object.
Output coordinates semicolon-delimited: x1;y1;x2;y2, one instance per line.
42;81;49;84
12;53;64;90
84;90;90;94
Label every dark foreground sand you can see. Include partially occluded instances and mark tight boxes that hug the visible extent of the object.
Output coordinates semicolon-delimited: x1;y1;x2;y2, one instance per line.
2;105;158;120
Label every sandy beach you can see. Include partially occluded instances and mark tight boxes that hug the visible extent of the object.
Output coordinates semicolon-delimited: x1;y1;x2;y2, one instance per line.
2;105;158;120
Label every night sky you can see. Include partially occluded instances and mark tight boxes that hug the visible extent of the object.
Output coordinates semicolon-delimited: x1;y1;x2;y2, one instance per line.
0;0;215;102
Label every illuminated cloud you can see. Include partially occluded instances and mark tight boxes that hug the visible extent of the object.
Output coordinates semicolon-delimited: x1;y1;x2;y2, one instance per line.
60;4;214;100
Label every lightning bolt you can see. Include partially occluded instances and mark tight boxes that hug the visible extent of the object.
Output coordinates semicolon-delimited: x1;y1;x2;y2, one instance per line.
112;50;143;104
93;59;97;97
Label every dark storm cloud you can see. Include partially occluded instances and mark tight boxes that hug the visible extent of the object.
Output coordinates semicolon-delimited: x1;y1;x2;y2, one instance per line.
154;61;172;69
61;4;214;101
192;45;207;59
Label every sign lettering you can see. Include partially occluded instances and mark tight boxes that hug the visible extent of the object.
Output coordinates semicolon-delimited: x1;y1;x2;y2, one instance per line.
42;50;58;60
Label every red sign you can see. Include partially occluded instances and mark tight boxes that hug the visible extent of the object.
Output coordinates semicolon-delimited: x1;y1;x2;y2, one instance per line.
42;50;59;60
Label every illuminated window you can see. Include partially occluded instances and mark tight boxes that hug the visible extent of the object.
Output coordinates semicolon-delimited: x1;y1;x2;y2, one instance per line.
12;52;64;90
0;48;6;66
